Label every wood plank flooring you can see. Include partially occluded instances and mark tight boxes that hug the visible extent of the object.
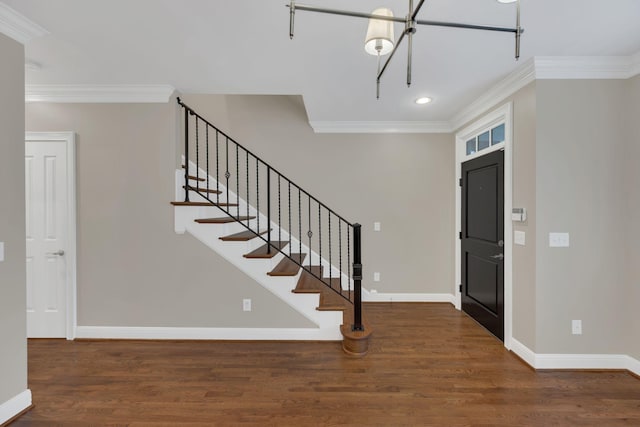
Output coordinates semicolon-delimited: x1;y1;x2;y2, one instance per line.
13;303;640;426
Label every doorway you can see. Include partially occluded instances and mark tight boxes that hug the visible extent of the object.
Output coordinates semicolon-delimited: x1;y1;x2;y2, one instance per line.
461;150;504;340
454;102;513;348
25;132;77;339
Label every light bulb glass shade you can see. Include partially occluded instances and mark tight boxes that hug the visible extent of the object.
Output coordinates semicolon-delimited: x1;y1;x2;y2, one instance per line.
364;8;395;56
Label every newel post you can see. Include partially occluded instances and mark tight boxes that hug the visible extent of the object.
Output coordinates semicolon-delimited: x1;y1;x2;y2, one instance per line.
352;223;363;331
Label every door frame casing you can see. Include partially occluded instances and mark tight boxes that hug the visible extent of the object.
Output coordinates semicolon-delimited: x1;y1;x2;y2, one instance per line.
25;131;77;340
454;103;513;350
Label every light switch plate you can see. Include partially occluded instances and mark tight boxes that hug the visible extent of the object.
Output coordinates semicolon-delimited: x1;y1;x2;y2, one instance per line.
374;222;381;232
0;242;4;262
514;231;526;246
549;232;570;247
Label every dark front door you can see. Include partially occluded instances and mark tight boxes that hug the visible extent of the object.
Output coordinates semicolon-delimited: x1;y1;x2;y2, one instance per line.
461;150;504;341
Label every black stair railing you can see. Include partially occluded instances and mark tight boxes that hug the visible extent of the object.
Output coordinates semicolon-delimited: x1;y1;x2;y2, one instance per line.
177;98;364;331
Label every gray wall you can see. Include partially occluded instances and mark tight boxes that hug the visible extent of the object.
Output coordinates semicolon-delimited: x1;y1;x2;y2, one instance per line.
26;94;454;331
625;75;640;360
182;94;455;295
25;99;314;328
535;80;629;354
510;83;538;350
454;83;538;350
0;33;28;404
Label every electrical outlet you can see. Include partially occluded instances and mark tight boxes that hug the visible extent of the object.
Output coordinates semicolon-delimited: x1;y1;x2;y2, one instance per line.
572;319;582;335
373;272;381;282
0;242;4;262
243;299;252;312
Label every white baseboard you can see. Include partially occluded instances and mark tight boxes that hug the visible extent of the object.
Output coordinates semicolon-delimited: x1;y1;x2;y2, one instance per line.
363;292;455;304
75;326;342;341
0;389;32;425
510;338;640;376
510;338;537;367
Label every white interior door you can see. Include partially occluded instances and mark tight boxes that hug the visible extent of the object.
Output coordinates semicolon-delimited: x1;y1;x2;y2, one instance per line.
25;134;75;338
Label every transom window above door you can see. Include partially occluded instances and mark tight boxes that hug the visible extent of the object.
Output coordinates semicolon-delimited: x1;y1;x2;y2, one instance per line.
466;123;505;156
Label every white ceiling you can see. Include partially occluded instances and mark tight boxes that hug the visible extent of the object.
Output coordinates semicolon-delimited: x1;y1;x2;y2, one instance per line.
4;0;640;124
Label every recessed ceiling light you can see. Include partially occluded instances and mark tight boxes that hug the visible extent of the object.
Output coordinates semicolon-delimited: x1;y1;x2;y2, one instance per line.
415;97;432;105
497;0;517;3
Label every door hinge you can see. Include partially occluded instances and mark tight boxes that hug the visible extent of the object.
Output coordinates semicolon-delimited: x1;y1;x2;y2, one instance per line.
459;178;462;187
459;231;462;239
459;284;462;292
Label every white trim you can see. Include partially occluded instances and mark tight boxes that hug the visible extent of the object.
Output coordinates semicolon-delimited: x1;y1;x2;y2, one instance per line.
449;53;640;132
510;339;640;376
455;102;514;350
25;84;175;103
25;132;77;340
626;355;640;376
362;292;455;303
450;58;535;132
0;389;32;425
534;55;640;80
309;120;452;134
510;338;537;368
0;3;48;44
76;326;341;341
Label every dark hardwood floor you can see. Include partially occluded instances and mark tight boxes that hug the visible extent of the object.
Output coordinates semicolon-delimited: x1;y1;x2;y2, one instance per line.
13;303;640;426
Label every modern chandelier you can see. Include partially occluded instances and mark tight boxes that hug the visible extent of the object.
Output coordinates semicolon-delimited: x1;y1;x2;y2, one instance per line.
287;0;524;99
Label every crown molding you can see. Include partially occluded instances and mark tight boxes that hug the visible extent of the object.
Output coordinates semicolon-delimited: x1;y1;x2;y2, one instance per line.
450;57;536;132
0;2;48;44
533;55;638;80
25;84;175;103
309;120;452;134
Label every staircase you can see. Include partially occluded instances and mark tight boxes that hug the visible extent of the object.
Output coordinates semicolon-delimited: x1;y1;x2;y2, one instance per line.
171;98;371;356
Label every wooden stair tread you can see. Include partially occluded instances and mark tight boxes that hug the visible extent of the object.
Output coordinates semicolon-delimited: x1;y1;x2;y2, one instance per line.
243;241;288;259
188;175;206;181
195;216;255;224
317;290;353;311
171;201;238;207
183;185;222;195
292;269;324;294
220;229;268;242
267;254;307;276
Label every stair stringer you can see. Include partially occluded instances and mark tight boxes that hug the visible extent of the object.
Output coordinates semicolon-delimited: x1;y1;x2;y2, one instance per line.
173;206;343;341
176;164;355;290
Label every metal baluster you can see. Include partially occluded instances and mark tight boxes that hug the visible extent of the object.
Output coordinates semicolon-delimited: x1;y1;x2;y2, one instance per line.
183;106;189;202
329;211;332;285
246;151;249;227
267;166;271;254
308;195;311;266
256;158;260;233
348;226;351;298
206;126;209;196
236;144;239;219
225;137;229;213
339;220;342;295
215;131;219;205
278;175;281;246
298;188;302;261
195;118;199;183
318;202;321;277
288;182;291;257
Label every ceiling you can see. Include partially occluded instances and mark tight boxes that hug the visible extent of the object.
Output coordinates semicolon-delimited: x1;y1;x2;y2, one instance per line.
4;0;640;126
